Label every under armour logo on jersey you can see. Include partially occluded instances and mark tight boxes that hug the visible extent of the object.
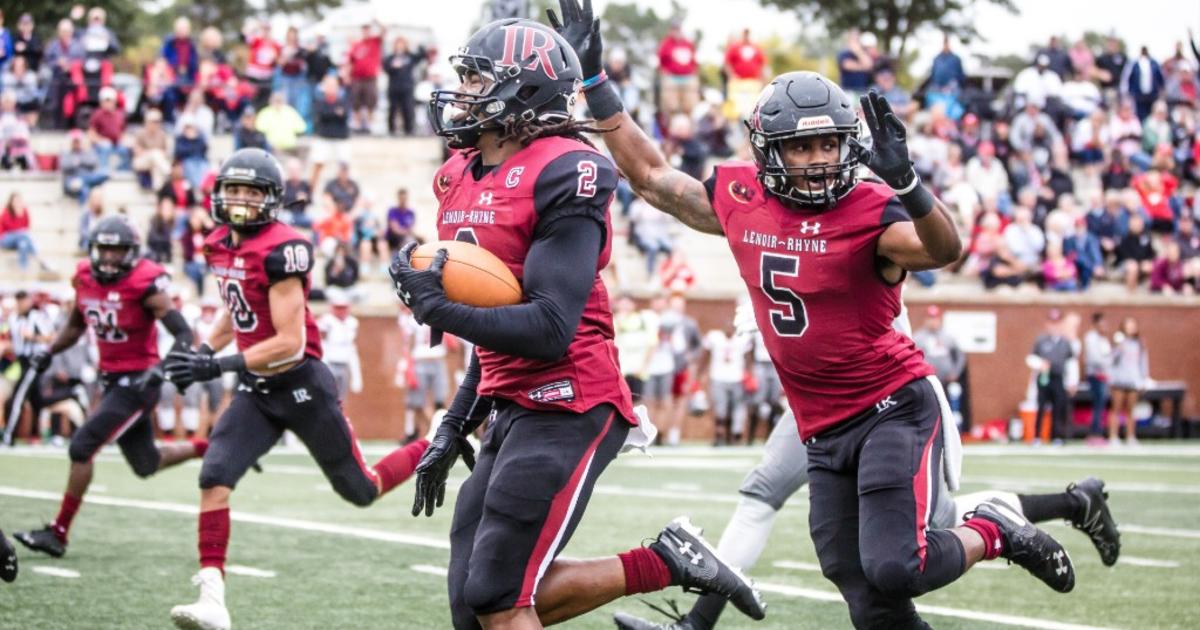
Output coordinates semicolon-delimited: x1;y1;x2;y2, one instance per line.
875;396;897;413
677;541;703;565
799;221;821;235
505;167;524;188
106;292;120;302
233;257;245;268
293;388;312;404
478;192;494;205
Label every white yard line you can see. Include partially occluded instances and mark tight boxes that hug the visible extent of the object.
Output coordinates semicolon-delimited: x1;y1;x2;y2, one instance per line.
772;560;822;572
0;485;1126;630
963;477;1200;496
225;565;277;578
1119;557;1180;568
31;566;81;578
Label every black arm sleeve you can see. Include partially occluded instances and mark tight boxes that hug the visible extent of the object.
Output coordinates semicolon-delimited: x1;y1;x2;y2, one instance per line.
160;309;194;348
423;215;602;361
443;349;491;434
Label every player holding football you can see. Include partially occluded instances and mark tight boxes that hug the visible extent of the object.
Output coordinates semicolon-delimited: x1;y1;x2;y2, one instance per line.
165;148;430;630
13;216;205;559
615;303;1121;630
389;18;764;630
555;2;1080;627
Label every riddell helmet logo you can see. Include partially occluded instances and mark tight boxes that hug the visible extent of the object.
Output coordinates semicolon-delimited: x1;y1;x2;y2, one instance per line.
499;26;558;80
796;115;835;130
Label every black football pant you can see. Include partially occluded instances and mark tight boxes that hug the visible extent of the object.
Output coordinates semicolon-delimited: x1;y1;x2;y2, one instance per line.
69;372;162;477
806;378;966;630
447;400;628;629
1035;374;1070;441
199;359;380;506
388;87;415;135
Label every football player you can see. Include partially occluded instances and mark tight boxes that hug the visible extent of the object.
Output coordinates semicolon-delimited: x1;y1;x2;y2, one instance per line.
557;2;1081;627
164;149;430;630
13;216;204;559
614;304;1121;630
389;17;764;630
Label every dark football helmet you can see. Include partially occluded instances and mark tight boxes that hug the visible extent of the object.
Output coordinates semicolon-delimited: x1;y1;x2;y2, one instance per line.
745;71;861;210
212;148;284;232
88;215;140;283
430;18;582;149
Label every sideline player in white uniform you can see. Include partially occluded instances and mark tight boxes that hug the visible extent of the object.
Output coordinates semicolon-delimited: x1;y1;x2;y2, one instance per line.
615;299;1123;630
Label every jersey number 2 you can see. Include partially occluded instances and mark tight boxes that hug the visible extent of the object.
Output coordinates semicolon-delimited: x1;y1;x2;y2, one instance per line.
760;253;808;337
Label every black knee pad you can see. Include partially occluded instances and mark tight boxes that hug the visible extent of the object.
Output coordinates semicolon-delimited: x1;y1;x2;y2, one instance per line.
462;570;511;618
199;461;234;490
67;438;96;464
848;603;928;630
862;556;921;599
126;451;161;478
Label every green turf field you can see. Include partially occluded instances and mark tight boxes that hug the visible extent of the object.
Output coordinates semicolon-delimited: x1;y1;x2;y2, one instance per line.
1;442;1198;629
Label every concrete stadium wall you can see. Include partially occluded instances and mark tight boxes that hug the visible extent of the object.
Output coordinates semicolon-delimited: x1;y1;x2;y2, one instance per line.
342;300;1199;439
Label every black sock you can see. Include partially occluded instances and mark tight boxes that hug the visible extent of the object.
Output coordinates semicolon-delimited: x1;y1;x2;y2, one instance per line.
687;593;727;629
1018;491;1081;523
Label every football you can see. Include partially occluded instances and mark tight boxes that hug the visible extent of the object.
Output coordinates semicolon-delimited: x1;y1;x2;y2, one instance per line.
410;240;523;307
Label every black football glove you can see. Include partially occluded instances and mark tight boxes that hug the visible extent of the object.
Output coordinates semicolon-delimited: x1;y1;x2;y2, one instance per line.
547;0;603;79
163;346;223;391
388;242;449;325
847;90;918;191
28;351;52;375
411;419;476;518
131;366;164;393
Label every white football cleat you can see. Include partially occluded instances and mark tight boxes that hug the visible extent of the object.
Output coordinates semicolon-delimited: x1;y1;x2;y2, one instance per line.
171;567;231;630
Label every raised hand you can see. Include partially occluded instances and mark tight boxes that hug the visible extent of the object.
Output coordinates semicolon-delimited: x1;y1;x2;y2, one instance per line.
547;0;604;79
848;90;918;191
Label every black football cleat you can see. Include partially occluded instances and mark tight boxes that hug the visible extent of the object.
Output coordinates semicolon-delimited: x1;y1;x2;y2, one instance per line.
648;517;766;621
1067;477;1120;566
969;499;1074;593
14;524;66;558
1;529;17;582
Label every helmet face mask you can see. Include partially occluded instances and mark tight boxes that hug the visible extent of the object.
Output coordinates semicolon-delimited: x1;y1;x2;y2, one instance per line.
746;72;861;211
430;19;582;149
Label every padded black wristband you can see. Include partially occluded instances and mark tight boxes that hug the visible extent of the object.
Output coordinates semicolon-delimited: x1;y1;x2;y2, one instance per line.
584;80;624;121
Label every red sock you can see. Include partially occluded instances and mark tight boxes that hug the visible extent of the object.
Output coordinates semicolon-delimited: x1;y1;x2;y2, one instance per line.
198;508;230;574
619;547;674;595
190;438;209;458
371;439;429;496
963;517;1005;560
51;494;83;543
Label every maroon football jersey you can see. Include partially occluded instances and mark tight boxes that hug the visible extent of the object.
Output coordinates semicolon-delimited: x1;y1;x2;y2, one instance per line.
432;136;635;423
203;222;322;362
710;162;933;439
73;258;170;373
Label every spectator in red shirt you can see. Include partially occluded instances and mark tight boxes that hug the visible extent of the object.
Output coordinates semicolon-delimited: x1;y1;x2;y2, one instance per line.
657;20;699;118
88;86;131;171
1132;168;1178;233
348;20;385;133
0;191;48;272
723;29;767;119
242;19;279;109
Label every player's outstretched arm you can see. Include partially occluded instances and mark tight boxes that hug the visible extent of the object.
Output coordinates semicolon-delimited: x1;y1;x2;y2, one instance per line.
849;91;962;270
548;0;722;235
144;289;194;350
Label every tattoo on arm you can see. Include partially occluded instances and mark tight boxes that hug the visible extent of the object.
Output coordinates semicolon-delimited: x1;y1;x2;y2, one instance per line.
640;168;724;236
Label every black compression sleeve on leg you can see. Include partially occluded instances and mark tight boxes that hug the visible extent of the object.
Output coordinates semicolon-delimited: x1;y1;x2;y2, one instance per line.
1018;492;1082;523
688;593;728;629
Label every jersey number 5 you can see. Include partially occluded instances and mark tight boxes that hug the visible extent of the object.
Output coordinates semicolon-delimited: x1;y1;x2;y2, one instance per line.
220;279;258;333
760;253;808;337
